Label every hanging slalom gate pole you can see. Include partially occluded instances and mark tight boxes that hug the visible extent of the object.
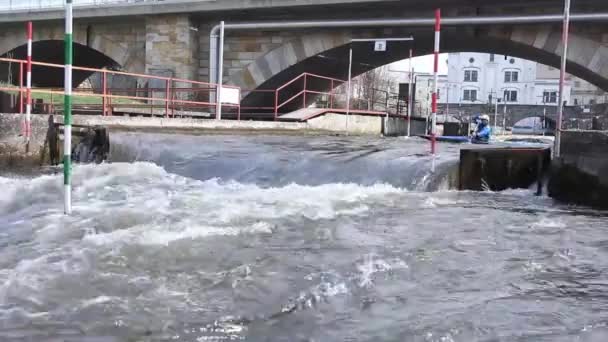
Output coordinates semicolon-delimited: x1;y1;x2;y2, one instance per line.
25;21;32;153
431;8;441;172
64;0;73;215
407;49;413;137
555;0;571;158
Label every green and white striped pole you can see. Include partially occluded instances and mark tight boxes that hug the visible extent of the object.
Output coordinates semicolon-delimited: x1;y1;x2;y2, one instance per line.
64;0;73;215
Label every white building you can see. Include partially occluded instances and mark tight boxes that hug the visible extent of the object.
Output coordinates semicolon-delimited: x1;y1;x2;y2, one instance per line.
443;52;572;106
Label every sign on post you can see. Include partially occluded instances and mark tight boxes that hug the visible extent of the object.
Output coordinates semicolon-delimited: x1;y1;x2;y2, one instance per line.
220;87;240;105
374;40;387;51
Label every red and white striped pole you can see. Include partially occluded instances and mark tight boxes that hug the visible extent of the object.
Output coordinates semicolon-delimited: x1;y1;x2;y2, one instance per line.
25;21;33;151
431;9;441;171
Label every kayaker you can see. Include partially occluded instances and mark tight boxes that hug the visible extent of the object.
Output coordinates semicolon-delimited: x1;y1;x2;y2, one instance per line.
471;114;491;144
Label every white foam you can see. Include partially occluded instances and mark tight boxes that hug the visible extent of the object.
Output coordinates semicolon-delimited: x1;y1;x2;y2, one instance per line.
0;162;410;310
531;217;566;229
355;254;409;288
80;295;119;308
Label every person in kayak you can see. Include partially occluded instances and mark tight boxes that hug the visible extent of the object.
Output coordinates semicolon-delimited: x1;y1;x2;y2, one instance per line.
471;114;491;144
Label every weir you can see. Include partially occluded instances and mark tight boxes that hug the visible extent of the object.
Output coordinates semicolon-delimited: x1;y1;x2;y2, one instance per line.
0;111;605;209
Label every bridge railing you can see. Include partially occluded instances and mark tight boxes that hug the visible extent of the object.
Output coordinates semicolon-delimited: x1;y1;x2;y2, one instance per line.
0;57;241;119
0;0;166;11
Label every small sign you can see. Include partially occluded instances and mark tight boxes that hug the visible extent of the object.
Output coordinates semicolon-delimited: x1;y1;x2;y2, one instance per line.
220;87;240;104
374;40;387;51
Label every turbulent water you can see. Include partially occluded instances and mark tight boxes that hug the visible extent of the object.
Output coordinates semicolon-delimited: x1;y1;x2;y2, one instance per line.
1;133;607;342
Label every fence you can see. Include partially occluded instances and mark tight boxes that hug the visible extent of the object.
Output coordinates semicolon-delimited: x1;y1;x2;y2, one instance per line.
0;57;406;122
0;57;240;119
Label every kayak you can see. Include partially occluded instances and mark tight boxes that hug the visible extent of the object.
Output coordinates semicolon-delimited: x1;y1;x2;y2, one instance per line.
420;135;471;143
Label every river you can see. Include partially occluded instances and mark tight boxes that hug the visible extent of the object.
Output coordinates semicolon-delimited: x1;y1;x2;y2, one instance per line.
0;133;607;341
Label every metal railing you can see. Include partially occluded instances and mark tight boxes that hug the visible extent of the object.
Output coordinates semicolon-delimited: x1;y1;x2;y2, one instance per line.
0;0;166;11
274;73;345;120
0;56;240;119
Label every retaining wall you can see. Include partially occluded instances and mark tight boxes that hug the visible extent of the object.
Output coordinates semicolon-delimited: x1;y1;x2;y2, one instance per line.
549;130;608;208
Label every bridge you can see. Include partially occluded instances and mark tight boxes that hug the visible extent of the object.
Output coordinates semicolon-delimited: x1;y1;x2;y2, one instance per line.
1;0;608;120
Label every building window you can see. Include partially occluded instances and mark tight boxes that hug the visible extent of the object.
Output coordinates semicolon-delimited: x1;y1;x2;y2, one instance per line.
490;54;495;62
504;90;518;102
543;91;558;103
469;57;475;63
574;98;579;105
463;89;477;102
510;58;516;64
504;71;519;83
464;70;478;82
590;99;596;105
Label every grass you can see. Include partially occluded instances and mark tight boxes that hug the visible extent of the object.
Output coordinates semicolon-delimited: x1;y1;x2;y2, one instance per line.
0;82;143;106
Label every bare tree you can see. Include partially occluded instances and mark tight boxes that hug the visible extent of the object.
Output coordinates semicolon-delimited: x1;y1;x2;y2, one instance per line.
329;66;398;111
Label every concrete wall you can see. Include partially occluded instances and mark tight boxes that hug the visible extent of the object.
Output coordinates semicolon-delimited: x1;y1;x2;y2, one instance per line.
306;113;382;135
0;113;53;171
383;117;409;137
549;130;608;208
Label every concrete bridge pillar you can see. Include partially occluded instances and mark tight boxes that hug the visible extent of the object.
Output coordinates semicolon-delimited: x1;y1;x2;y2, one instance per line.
145;14;198;83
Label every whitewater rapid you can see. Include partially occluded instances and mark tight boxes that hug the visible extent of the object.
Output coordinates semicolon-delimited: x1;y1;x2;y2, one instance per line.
1;134;607;341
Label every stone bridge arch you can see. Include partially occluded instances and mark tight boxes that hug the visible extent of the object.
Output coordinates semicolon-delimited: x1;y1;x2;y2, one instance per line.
0;20;146;88
224;23;608;107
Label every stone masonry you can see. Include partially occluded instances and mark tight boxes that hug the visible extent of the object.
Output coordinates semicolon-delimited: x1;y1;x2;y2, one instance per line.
145;14;198;82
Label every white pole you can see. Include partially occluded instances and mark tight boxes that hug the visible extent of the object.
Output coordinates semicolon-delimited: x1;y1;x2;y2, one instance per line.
345;46;353;133
445;86;450;123
493;97;498;133
215;21;225;120
555;0;571;157
503;100;507;135
407;53;413;137
543;105;547;136
502;105;507;135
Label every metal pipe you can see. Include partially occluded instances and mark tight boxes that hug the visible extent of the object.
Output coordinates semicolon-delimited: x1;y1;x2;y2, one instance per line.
209;26;218;90
19;60;23;114
215;20;225;120
102;71;107;116
555;0;572;158
303;73;307;109
209;13;608;37
431;8;441;172
165;78;170;117
407;62;413;137
346;46;353;133
25;21;32;151
330;79;334;108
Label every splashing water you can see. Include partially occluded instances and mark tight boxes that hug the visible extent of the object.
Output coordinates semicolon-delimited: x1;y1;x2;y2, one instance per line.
0;133;607;341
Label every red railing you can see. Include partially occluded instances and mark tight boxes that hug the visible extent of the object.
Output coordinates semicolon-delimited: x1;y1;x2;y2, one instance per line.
0;57;241;119
0;56;403;122
273;73;345;120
